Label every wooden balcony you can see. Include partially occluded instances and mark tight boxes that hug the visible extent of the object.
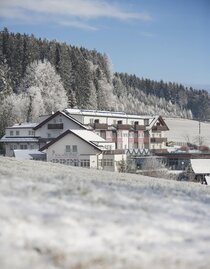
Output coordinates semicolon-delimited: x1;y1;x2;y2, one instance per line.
152;125;169;131
93;123;108;130
144;137;150;144
150;137;167;143
134;125;146;131
117;124;132;130
47;123;63;129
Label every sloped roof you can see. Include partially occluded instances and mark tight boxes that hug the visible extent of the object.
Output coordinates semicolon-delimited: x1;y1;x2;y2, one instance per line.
13;150;45;160
0;136;39;143
7;123;38;129
33;111;86;130
40;129;102;152
71;129;105;143
191;159;210;174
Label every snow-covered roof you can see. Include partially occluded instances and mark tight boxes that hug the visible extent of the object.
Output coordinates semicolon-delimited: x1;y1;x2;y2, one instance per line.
13;150;45;160
70;129;105;143
65;108;155;120
205;176;210;185
191;159;210;174
0;136;39;143
7;122;38;129
40;129;103;152
34;111;86;130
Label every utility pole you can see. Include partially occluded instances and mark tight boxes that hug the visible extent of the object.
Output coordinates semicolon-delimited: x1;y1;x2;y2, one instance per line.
199;120;201;146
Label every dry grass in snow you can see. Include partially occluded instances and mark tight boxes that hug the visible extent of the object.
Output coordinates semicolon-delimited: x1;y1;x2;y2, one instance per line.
0;157;210;269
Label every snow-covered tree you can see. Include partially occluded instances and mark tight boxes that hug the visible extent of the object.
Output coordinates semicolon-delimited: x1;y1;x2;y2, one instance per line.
19;59;68;117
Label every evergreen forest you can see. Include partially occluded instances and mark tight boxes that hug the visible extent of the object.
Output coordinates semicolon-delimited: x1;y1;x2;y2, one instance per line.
1;28;210;136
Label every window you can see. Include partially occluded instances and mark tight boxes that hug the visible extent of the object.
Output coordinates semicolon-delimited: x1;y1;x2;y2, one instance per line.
144;119;149;126
10;130;13;136
20;145;27;149
117;120;122;124
66;145;71;152
16;130;20;136
80;159;90;167
28;130;35;136
72;145;77;153
13;145;17;150
94;119;99;123
59;117;62;123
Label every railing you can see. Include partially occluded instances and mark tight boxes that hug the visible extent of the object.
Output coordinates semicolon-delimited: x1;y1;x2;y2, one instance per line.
117;124;131;130
152;125;169;131
90;123;108;129
134;125;146;131
150;137;167;143
48;123;63;129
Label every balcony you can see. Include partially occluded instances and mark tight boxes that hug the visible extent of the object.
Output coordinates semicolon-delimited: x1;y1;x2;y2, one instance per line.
92;123;108;130
150;137;167;143
117;124;131;130
48;123;63;129
144;137;150;144
134;125;146;131
152;125;169;131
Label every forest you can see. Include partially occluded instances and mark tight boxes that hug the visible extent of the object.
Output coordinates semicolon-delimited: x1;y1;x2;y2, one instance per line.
1;28;210;137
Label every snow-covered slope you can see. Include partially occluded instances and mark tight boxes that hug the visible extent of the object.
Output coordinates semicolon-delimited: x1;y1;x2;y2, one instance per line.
0;157;210;269
164;117;210;146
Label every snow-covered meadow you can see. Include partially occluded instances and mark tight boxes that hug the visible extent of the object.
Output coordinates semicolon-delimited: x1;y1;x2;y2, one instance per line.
164;117;210;146
0;157;210;269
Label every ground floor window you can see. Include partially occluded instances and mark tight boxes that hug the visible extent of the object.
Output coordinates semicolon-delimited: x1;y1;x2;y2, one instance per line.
20;144;28;149
99;159;114;167
80;159;90;167
51;158;81;167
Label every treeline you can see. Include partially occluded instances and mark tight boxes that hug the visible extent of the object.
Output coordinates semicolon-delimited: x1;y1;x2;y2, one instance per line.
0;28;209;126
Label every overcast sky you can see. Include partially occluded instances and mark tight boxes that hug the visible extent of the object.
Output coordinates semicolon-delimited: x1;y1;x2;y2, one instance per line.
0;0;209;87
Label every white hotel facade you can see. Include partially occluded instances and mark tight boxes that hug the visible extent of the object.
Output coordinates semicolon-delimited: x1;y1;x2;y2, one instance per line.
64;109;169;151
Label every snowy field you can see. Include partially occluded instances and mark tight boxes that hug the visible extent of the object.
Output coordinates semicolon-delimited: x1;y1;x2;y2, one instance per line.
0;157;210;269
164;117;210;146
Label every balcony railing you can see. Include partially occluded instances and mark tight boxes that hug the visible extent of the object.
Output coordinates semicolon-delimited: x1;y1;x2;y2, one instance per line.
150;137;167;143
134;125;146;131
144;137;150;144
92;123;108;130
48;123;63;129
117;124;131;130
152;125;169;131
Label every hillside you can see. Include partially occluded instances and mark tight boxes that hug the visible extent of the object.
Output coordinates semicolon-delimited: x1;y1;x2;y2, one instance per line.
165;117;210;147
0;157;210;269
1;28;210;122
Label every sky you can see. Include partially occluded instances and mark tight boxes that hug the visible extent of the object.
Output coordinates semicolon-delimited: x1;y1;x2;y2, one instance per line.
0;0;210;89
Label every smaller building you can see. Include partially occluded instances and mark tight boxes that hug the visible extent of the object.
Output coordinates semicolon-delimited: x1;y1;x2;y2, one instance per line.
39;129;123;171
190;159;210;184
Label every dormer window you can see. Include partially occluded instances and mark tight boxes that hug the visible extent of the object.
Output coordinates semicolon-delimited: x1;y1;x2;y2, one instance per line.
16;131;20;136
10;130;13;136
144;119;149;126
